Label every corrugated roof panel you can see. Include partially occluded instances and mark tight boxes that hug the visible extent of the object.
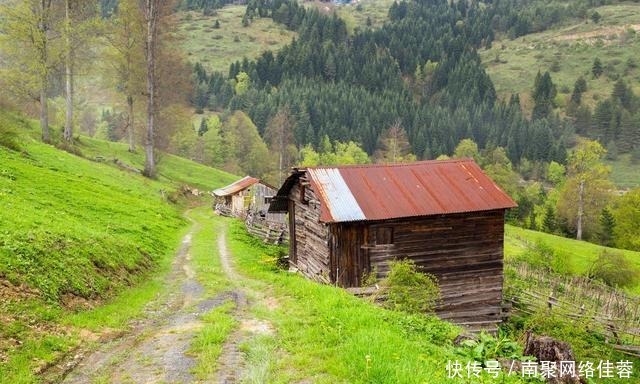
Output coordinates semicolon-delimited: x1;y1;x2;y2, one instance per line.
305;159;516;223
308;168;366;222
213;176;259;197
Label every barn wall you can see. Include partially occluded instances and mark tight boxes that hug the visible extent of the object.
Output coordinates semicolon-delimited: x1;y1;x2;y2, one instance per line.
328;223;368;287
288;181;331;283
353;210;506;328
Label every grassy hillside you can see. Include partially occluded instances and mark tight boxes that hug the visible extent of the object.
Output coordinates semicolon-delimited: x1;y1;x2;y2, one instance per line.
606;154;640;189
480;3;640;113
504;224;640;294
0;111;235;382
305;0;393;33
479;2;640;189
178;7;295;73
77;135;237;191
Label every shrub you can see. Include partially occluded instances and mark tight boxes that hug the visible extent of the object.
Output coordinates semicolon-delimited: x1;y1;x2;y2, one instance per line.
457;331;522;361
518;240;571;275
361;266;378;287
588;250;639;288
0;115;21;151
381;259;440;314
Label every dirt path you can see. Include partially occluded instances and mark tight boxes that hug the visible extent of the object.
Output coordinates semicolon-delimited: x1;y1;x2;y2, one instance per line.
61;223;228;384
213;227;276;384
59;216;279;384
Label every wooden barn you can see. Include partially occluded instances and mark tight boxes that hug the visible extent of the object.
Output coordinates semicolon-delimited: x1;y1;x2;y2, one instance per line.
268;160;517;329
213;176;278;219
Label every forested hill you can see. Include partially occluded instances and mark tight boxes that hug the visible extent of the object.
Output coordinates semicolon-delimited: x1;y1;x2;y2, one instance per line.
192;0;572;166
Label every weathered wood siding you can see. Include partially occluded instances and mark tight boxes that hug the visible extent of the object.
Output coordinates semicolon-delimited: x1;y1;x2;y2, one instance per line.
288;181;331;283
363;210;506;328
283;175;506;328
328;223;368;287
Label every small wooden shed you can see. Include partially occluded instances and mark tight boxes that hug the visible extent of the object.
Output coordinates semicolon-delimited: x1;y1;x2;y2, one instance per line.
213;176;278;219
268;160;517;329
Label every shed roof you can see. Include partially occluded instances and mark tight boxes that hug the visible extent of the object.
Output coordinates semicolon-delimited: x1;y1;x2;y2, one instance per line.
213;176;260;197
269;159;517;223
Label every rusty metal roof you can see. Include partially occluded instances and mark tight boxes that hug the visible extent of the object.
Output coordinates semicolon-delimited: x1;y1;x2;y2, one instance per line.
270;159;517;223
213;176;260;197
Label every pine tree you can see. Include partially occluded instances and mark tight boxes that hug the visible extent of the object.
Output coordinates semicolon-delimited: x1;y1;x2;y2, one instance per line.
592;58;603;78
598;208;616;247
532;71;557;119
529;210;538;231
570;76;587;104
542;205;557;234
593;99;613;142
612;79;632;110
198;118;208;136
618;110;635;153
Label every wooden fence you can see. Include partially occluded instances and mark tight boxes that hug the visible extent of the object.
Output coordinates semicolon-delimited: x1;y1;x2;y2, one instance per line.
506;262;640;357
244;212;289;245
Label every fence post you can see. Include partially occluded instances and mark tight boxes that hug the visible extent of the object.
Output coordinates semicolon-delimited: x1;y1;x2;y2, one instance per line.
547;291;555;311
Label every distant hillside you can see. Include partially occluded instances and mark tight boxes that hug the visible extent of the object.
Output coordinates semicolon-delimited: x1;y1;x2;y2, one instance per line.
480;3;640;113
479;2;640;188
177;7;295;73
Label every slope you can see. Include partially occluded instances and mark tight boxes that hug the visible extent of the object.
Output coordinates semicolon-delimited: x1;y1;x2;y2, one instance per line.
480;3;640;113
0;110;235;383
505;224;640;295
178;7;296;73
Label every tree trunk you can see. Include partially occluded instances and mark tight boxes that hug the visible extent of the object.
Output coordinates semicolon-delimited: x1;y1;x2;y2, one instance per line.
127;95;135;152
39;1;50;143
40;87;50;143
143;0;158;178
576;179;585;240
63;0;73;142
64;62;74;141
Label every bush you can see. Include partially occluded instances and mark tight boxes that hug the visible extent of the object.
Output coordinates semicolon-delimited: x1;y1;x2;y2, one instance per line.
588;250;639;288
0;115;21;151
457;331;522;361
518;240;571;275
381;259;440;314
361;266;378;287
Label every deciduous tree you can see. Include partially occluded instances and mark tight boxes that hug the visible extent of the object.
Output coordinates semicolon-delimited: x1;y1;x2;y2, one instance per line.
142;0;160;177
374;121;416;163
105;0;145;152
0;0;60;142
62;0;99;142
557;139;612;240
612;188;640;251
264;107;296;183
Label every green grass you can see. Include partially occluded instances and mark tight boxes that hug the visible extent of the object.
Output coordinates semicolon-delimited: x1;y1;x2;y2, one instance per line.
606;154;640;189
480;3;640;114
177;7;295;73
77;135;237;191
190;301;237;380
303;0;392;34
186;207;238;380
224;219;535;383
504;224;640;294
0;110;235;383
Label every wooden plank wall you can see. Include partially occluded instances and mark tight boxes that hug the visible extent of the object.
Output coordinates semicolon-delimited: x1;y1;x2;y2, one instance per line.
289;181;332;284
328;224;368;287
363;210;506;329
